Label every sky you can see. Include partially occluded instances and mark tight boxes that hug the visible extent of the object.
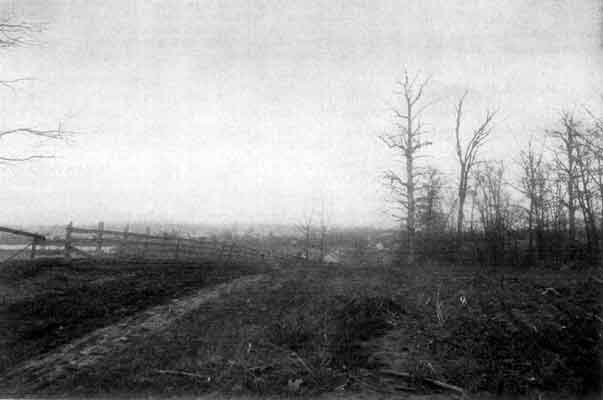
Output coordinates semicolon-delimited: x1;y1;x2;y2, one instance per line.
1;0;602;228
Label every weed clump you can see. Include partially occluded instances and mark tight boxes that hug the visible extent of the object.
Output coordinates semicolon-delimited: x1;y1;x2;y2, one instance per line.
331;296;405;370
428;279;602;395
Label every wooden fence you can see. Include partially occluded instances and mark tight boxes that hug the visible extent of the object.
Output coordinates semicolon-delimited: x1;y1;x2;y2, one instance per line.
1;222;293;266
0;226;46;262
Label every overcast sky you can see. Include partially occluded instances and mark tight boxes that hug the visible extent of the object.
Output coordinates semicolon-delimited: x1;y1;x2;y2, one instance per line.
1;0;602;228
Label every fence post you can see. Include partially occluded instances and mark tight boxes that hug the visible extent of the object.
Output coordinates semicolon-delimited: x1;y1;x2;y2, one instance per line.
96;221;104;258
64;222;73;262
175;239;180;261
30;238;37;260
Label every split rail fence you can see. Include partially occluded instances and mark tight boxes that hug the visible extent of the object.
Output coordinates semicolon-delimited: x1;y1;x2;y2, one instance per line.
0;223;293;266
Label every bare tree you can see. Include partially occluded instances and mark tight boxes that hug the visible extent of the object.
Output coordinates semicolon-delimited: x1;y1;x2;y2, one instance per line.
296;211;314;260
547;112;580;242
380;71;432;265
575;142;599;258
473;161;514;265
453;91;496;247
417;167;447;234
583;98;603;236
584;95;603;135
415;167;449;259
1;20;71;165
318;198;329;262
517;138;547;259
549;174;568;236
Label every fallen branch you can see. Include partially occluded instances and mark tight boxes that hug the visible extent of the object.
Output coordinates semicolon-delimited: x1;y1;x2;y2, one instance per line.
155;369;210;381
587;312;603;323
350;376;391;393
248;363;277;373
541;287;560;296
394;384;417;392
257;340;316;380
381;369;465;395
289;351;315;378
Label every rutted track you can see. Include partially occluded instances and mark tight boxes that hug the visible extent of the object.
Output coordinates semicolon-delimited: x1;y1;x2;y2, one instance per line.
0;260;263;374
0;273;271;394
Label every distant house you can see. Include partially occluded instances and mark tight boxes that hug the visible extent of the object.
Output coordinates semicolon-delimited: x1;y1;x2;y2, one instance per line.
323;250;342;264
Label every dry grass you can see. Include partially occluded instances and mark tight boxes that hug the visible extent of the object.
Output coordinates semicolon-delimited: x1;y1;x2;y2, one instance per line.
1;260;601;398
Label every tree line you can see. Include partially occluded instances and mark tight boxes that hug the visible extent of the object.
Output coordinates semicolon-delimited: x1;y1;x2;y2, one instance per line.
382;71;603;268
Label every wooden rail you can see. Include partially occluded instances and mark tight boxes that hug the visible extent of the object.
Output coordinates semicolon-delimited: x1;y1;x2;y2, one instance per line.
0;227;45;241
0;226;46;262
69;222;291;265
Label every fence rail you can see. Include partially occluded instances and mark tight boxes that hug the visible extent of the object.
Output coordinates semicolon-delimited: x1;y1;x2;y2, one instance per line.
1;222;295;266
0;226;47;262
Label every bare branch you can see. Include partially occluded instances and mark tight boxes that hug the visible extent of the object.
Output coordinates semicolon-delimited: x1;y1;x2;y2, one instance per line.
0;154;54;162
0;127;72;140
454;90;468;164
0;124;79;164
0;77;36;93
0;22;41;48
453;90;496;239
0;19;80;165
411;74;432;106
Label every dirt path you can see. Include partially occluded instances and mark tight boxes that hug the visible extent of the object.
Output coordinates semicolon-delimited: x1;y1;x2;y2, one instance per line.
0;273;272;393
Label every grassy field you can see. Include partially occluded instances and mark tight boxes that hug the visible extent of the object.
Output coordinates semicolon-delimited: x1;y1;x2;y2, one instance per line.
0;258;601;398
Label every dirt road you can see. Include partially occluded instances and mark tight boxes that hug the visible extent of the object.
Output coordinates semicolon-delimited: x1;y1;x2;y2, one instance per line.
0;273;273;394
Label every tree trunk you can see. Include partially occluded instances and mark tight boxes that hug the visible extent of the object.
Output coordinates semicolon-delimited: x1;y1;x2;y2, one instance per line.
305;228;310;260
406;101;416;265
567;129;577;242
456;168;467;253
568;181;576;242
527;200;534;263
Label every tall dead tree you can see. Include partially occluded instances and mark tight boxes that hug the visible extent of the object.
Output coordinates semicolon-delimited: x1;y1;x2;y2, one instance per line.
453;91;496;248
380;71;432;265
1;21;71;165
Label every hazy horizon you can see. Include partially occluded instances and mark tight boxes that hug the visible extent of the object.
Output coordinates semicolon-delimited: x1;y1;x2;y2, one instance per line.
2;0;602;228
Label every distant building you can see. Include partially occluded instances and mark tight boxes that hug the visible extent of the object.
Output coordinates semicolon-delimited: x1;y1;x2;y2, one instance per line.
323;250;341;264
